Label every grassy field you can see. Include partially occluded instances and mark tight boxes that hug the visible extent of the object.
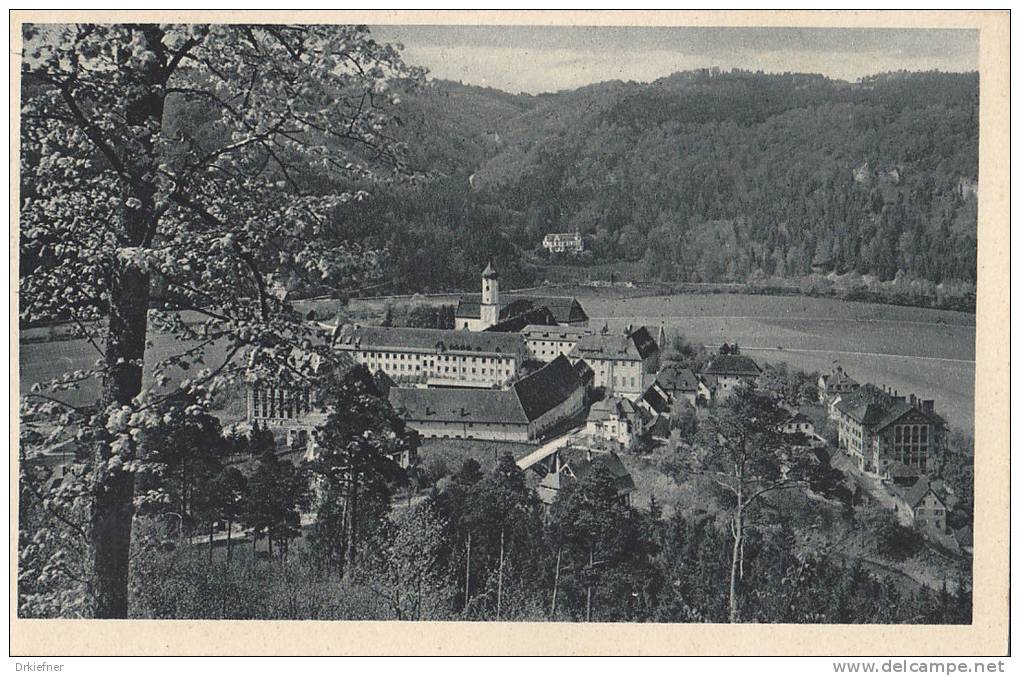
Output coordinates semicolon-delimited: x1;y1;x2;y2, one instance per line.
20;293;975;432
579;293;975;433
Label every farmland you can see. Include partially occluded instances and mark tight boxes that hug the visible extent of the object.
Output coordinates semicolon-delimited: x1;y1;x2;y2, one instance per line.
20;293;975;433
580;293;975;433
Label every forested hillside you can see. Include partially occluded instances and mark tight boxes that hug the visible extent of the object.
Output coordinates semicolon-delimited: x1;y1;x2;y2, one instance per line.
337;70;978;294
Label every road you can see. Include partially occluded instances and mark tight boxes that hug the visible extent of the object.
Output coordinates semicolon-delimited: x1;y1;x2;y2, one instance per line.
516;426;583;471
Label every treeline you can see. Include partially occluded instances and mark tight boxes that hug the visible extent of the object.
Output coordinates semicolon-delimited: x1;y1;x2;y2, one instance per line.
327;70;978;294
20;363;971;622
122;452;971;623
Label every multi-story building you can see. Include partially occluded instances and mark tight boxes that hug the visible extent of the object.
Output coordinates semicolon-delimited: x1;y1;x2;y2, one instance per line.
586;396;645;451
568;326;660;400
455;263;589;331
521;324;588;362
542;231;584;254
655;364;712;407
700;353;762;398
888;473;950;538
834;385;947;476
334;324;527;389
388;355;584;443
818;364;860;404
246;357;415;467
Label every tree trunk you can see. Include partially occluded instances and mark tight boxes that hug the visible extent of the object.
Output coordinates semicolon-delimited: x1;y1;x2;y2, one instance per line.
226;519;233;562
345;470;359;575
89;26;166;619
729;508;744;623
463;532;471;607
586;545;594;622
551;545;562;616
496;527;505;621
208;521;215;563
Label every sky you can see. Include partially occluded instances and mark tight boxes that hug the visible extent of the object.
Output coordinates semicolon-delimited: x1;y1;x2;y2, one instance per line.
369;25;979;94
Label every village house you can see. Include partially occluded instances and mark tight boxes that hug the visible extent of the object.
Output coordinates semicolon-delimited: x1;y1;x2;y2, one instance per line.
818;364;860;404
780;411;827;448
334;324;527;389
536;448;635;506
521;324;588;362
699;352;762;398
542;231;584;254
455;262;589;331
834;385;946;476
655;364;712;407
586;396;645;451
568;325;660;400
387;355;584;443
888;473;950;539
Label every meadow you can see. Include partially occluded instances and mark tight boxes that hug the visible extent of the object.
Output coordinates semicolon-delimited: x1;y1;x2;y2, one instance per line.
580;293;975;433
20;293;975;433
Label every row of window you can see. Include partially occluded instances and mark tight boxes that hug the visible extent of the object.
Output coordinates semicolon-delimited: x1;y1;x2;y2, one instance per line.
251;388;311;420
359;350;512;365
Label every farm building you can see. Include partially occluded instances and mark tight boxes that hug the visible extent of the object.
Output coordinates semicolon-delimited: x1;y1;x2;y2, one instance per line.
700;353;762;398
655;364;712;407
536;449;634;506
388;355;584;443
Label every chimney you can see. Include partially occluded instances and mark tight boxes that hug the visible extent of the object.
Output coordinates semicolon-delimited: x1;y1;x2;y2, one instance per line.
910;394;918;407
923;400;935;414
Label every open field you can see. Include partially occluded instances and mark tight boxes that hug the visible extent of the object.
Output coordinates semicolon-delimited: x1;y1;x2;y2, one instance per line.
581;293;975;433
20;293;974;432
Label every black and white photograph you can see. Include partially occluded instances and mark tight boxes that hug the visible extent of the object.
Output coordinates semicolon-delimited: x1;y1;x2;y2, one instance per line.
11;10;1008;655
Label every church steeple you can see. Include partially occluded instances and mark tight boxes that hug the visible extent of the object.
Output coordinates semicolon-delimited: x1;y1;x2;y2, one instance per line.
480;260;500;329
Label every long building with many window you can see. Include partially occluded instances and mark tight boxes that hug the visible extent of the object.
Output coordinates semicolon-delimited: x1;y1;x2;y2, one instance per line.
334;324;527;389
388;355;585;442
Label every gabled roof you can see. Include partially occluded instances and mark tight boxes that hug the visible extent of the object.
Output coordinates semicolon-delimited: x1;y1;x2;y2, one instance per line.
588;396;640;422
656;364;702;392
702;354;762;377
512;355;583;421
821;366;859;391
484;306;557;333
638;383;671;416
389;387;529;426
336;324;525;355
388;355;582;427
889;476;945;510
834;384;946;432
569;326;659;362
455;294;589;324
538;450;635;502
572;358;595;385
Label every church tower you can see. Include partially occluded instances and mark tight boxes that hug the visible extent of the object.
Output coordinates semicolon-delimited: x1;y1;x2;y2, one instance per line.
480;261;500;329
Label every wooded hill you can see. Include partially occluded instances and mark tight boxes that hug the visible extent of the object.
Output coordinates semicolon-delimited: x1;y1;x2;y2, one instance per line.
340;69;978;294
